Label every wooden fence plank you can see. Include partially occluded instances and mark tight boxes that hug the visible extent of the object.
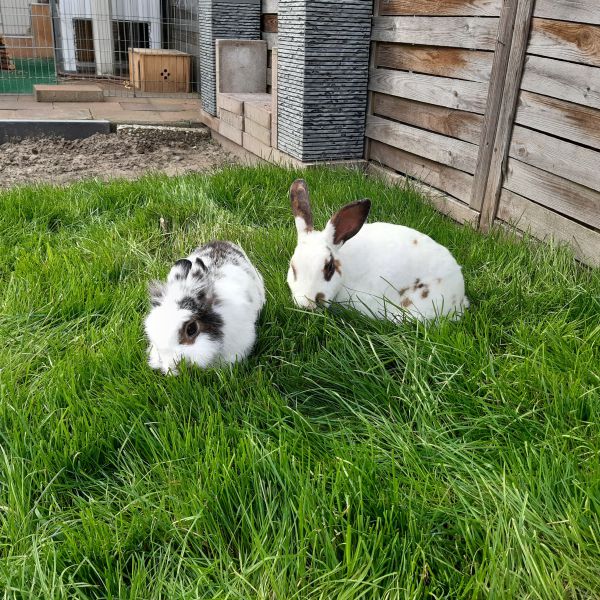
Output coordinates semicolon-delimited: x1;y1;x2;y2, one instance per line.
470;0;519;212
372;93;483;144
261;13;278;33
369;68;489;113
370;139;475;203
379;0;501;16
365;114;479;173
516;91;600;150
529;19;600;68
478;0;535;230
509;125;600;192
497;189;600;267
503;159;600;229
534;0;600;26
376;43;493;82
368;162;480;225
521;55;600;110
371;16;498;50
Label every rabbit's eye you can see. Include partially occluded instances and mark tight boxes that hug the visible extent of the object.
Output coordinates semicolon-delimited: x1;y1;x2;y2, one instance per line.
323;258;337;281
185;321;199;338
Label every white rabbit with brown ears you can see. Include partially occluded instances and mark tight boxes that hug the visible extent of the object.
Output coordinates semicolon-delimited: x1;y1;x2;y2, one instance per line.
286;179;469;322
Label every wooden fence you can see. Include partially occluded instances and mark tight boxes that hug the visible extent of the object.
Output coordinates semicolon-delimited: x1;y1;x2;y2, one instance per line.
365;0;600;266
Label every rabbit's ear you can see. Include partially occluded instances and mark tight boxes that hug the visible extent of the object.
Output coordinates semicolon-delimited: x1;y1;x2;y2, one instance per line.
290;179;313;235
167;259;192;283
326;199;371;246
148;281;166;307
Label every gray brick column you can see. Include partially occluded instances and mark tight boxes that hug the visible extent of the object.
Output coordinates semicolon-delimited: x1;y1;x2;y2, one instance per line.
277;0;372;162
198;0;261;115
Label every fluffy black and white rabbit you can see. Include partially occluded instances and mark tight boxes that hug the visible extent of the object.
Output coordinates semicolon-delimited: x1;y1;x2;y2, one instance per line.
287;179;468;322
145;241;265;374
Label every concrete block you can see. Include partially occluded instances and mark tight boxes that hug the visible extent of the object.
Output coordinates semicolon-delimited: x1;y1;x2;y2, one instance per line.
220;109;244;130
216;39;268;95
35;84;104;103
218;120;243;145
244;99;271;129
271;47;278;148
243;132;276;161
0;120;110;143
218;92;271;115
244;118;271;146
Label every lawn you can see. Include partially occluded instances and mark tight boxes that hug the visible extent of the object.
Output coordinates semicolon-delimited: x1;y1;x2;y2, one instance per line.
0;165;599;598
0;58;56;94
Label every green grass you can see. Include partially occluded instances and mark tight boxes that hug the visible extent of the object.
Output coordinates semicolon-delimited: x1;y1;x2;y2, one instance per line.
0;58;56;94
0;165;599;599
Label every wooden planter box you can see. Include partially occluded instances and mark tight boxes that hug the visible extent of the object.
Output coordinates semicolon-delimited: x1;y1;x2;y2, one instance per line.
128;49;191;93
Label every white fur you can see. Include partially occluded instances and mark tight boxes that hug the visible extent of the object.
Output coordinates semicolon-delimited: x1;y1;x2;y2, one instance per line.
144;243;265;375
288;209;468;322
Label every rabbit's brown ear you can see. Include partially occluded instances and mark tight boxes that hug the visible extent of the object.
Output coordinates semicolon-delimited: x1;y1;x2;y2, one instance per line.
290;179;313;235
329;199;371;246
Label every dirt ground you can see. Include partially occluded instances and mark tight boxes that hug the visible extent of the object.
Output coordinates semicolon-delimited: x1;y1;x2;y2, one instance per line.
0;126;236;188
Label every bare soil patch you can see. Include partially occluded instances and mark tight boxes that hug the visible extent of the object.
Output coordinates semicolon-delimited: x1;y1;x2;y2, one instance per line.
0;126;236;188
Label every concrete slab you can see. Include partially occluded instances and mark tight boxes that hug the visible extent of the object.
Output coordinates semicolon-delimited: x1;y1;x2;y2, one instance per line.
0;120;110;143
244;118;271;146
215;39;267;95
218;92;271;116
244;99;271;129
218;120;243;146
220;109;244;130
35;84;104;103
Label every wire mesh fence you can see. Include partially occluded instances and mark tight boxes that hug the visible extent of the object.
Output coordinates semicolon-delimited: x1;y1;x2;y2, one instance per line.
0;0;200;97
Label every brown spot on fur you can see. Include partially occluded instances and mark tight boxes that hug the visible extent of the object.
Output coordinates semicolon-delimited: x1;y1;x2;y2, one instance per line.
334;259;341;275
413;278;425;291
401;297;413;308
421;289;429;299
315;292;325;305
436;278;442;284
413;239;418;245
398;287;409;296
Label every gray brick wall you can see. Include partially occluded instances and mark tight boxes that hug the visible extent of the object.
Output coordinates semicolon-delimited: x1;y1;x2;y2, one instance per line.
198;0;261;115
277;0;372;161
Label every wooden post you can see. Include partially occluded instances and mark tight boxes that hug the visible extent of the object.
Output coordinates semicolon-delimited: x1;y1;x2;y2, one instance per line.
469;0;519;212
364;0;380;162
477;0;536;231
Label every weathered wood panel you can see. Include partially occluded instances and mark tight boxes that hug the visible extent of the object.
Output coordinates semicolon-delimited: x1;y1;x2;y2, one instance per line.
369;68;489;113
516;91;600;151
529;19;600;68
261;13;278;33
470;0;522;215
368;162;480;225
497;189;600;267
509;125;600;192
366;115;479;173
533;0;600;26
379;0;501;16
371;16;498;50
504;159;600;229
521;55;600;110
370;139;475;203
372;93;483;144
376;43;493;82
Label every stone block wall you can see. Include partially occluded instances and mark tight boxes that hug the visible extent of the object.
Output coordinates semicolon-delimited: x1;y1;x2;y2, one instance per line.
277;0;372;161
